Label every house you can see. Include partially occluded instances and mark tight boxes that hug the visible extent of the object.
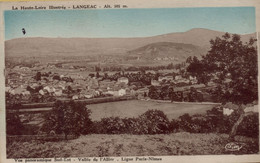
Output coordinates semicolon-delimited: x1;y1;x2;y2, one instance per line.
43;86;51;92
110;87;126;96
223;107;234;116
151;80;160;86
22;91;30;96
13;87;26;95
20;67;31;71
118;88;126;96
99;87;108;93
107;90;115;96
44;86;56;93
56;85;65;90
189;76;196;80
80;89;96;98
39;89;45;95
244;105;258;113
99;80;116;88
118;82;127;89
54;90;63;96
84;94;93;99
13;66;20;70
136;87;149;95
31;83;39;89
130;89;136;95
90;85;99;90
74;79;86;85
95;90;100;96
72;95;79;100
69;73;84;79
113;88;126;96
117;77;129;85
222;103;258;115
178;79;190;84
9;89;15;95
158;76;173;82
175;75;182;80
189;76;198;84
222;102;238;116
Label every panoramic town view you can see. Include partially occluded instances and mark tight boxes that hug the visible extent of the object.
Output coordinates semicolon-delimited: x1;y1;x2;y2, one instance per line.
4;7;259;158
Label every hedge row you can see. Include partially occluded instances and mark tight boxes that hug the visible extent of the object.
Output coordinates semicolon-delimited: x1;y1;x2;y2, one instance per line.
89;107;258;138
91;110;172;135
7;101;259;138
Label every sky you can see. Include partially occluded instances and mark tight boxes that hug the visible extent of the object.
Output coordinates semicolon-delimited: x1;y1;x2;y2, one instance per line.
4;7;256;40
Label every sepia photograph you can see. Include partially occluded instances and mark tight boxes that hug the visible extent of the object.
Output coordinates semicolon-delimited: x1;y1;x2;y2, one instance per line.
1;0;259;161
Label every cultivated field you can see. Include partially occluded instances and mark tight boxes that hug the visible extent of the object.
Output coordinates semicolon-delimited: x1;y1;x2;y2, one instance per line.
88;100;218;121
7;132;258;158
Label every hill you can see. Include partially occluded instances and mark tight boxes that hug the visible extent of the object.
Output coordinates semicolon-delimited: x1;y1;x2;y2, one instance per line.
5;28;256;59
127;42;205;61
152;28;256;48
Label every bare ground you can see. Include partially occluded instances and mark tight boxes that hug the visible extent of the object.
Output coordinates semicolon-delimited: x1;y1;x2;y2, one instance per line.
7;132;258;158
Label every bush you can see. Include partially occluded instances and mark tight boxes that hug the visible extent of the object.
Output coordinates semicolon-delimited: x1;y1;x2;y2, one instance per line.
175;108;238;133
136;110;170;134
92;117;139;134
219;109;241;133
237;113;259;138
91;110;171;135
41;100;92;138
98;117;128;134
6;112;24;135
169;119;179;133
39;102;258;137
174;105;259;138
177;113;202;133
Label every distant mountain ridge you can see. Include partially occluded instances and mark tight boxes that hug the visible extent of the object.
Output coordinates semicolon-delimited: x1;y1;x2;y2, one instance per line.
5;28;256;58
127;42;205;61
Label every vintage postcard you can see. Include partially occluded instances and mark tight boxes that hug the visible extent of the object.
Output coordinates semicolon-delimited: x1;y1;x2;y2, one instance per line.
0;0;260;162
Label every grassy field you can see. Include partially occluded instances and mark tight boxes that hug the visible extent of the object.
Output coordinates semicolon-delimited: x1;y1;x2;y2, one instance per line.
88;100;218;121
7;132;258;158
16;100;218;135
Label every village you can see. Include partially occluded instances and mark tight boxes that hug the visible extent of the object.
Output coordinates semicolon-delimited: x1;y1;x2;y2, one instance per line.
5;62;200;104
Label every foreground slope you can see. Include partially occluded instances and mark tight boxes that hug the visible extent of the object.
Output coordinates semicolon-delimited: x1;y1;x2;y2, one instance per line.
7;133;258;158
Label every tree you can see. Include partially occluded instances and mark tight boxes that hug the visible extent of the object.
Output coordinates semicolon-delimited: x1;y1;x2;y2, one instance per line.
6;92;22;110
186;56;193;64
104;73;108;79
6;94;24;135
206;33;257;104
137;110;170;134
35;72;41;81
89;73;95;78
154;72;160;80
53;75;61;80
160;85;169;100
186;56;211;85
148;86;159;99
187;33;258;104
41;100;92;139
95;66;101;72
6;112;24;135
96;72;100;78
168;87;174;102
187;33;258;140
